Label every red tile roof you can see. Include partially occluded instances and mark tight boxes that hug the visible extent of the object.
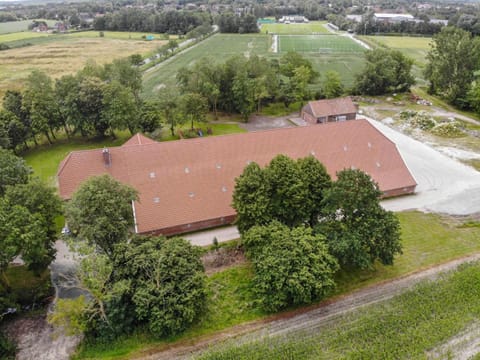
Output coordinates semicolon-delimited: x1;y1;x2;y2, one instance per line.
122;133;157;147
57;120;416;234
305;97;357;118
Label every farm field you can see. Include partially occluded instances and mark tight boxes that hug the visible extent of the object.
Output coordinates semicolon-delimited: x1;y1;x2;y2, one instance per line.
260;21;329;35
278;34;365;53
197;261;480;359
0;35;165;100
75;211;480;359
0;19;56;34
142;33;365;97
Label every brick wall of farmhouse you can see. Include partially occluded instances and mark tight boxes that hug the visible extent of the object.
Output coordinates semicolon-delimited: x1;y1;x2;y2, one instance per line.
301;110;318;124
140;215;237;237
381;185;416;198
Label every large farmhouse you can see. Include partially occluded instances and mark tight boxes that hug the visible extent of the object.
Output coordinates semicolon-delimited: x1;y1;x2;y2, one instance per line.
301;97;357;124
57;120;417;236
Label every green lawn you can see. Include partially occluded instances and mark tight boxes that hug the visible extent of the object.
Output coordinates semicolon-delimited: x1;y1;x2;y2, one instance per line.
0;19;57;34
278;35;365;53
74;211;480;359
260;21;330;35
197;261;480;359
23;132;132;184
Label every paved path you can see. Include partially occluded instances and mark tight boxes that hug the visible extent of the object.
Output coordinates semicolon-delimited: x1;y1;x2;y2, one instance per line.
365;117;480;215
185;226;240;246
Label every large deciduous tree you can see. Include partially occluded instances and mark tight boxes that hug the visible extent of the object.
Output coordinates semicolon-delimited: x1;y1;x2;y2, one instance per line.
243;222;338;312
181;92;209;130
0;149;31;195
66;175;138;257
317;169;402;269
322;71;344;99
110;236;207;337
355;48;414;95
232;155;331;234
425;26;480;107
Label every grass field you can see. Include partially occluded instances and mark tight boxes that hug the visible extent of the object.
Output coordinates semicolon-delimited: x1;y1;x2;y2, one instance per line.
260;21;329;35
0;19;57;34
197;261;480;359
363;35;433;66
142;33;365;98
74;211;480;359
278;34;365;53
0;31;48;43
0;35;165;101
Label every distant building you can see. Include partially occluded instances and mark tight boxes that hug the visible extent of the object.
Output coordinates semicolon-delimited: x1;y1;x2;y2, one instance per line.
279;16;309;23
374;13;414;23
301;97;357;124
346;14;362;23
58;121;416;236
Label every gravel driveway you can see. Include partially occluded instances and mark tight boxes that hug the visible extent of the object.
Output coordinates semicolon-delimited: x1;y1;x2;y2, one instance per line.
366;117;480;215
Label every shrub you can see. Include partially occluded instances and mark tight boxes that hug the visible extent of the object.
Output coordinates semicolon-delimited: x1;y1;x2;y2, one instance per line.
431;122;465;137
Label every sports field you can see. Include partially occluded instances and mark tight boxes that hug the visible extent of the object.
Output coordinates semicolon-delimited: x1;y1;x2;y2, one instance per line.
142;34;270;98
260;21;330;35
278;34;365;53
361;35;432;66
142;33;366;97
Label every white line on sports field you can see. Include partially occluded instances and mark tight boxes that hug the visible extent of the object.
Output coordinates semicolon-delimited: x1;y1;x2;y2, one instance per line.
271;34;278;53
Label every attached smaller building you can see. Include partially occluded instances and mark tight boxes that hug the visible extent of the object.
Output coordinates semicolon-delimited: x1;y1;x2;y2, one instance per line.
301;97;357;125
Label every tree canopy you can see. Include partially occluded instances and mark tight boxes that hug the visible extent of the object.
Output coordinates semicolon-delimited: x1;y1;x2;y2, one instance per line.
232;155;332;234
0;148;31;195
355;48;415;95
243;221;338;312
113;236;207;337
66;174;138;257
425;26;480;107
317;169;402;269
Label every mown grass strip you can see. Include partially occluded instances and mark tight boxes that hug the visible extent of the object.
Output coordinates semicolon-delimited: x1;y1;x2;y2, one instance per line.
196;261;480;359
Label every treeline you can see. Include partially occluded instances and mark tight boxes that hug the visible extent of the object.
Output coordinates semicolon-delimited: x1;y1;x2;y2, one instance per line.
0;149;62;356
93;9;211;34
176;53;327;122
449;12;480;35
0;58;162;153
358;17;445;36
217;13;259;33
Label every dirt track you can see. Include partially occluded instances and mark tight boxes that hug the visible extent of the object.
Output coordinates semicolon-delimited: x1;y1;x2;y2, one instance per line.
137;253;480;360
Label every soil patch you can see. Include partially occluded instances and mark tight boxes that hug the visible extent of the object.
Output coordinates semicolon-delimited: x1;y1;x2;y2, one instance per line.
202;247;246;275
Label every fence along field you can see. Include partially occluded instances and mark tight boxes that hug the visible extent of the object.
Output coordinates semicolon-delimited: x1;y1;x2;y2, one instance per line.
278;34;366;53
259;21;330;35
